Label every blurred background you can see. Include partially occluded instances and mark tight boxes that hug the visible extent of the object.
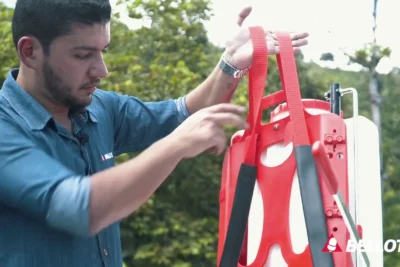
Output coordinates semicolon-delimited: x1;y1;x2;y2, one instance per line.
1;0;400;266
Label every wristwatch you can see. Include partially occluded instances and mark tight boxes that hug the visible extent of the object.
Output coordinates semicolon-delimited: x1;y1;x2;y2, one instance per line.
219;55;251;79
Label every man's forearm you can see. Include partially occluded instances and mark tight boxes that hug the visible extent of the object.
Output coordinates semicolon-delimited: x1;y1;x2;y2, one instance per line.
89;135;184;234
185;62;241;114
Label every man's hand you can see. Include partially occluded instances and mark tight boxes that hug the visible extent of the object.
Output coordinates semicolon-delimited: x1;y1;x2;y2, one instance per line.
182;7;308;118
89;104;246;233
170;103;247;158
223;6;309;70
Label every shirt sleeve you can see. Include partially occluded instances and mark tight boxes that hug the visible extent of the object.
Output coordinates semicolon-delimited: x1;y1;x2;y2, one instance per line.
101;91;190;155
0;116;91;236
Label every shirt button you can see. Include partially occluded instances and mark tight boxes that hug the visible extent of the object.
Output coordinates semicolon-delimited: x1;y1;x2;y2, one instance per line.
103;248;108;256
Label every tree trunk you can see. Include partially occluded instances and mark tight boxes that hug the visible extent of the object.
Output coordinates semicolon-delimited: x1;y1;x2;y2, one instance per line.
371;0;384;178
369;71;383;177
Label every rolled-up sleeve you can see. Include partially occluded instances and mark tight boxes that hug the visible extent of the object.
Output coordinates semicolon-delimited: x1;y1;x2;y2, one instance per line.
0;116;91;236
99;91;190;154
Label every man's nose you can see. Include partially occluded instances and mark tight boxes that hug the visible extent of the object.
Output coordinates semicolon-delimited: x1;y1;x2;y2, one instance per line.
89;55;109;79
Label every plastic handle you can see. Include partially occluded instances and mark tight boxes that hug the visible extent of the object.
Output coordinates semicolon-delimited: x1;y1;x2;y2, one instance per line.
312;141;339;194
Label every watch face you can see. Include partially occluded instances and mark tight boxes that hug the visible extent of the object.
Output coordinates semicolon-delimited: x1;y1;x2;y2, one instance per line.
233;70;247;78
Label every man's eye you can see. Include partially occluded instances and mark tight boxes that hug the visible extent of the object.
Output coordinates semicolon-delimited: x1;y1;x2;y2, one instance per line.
75;54;92;60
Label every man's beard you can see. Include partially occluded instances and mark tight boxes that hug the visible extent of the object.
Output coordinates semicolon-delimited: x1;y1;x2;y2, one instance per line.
42;59;92;110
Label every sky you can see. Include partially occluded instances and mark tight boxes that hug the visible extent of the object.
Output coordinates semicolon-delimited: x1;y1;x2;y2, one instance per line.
204;0;400;74
2;0;400;74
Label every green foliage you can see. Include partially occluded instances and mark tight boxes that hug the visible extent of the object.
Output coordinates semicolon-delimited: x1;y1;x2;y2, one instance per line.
320;52;334;61
0;3;18;85
346;43;391;71
102;0;216;101
1;1;400;266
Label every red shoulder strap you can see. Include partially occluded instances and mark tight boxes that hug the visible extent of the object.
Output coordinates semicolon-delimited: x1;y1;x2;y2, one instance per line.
243;26;268;165
242;31;310;165
276;32;310;146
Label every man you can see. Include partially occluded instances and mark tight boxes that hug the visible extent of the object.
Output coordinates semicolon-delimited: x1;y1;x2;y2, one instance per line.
0;0;308;266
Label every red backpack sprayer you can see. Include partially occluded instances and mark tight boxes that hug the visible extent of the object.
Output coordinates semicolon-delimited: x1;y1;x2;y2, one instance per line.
216;27;383;267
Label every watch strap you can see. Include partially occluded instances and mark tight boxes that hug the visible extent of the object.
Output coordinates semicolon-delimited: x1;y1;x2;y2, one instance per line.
219;55;251;78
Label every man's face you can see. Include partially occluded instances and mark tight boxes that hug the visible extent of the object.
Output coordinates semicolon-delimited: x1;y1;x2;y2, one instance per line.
40;22;110;109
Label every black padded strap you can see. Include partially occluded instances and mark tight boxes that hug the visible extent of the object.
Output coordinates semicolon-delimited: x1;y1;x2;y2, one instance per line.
219;163;257;267
295;145;335;267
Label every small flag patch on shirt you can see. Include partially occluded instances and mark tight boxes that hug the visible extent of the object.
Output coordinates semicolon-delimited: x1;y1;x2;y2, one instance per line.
101;152;114;161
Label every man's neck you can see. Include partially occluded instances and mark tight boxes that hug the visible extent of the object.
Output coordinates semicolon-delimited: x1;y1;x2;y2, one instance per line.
16;68;72;131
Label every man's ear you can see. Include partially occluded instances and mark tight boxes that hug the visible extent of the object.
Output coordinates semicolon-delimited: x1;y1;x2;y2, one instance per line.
17;36;44;70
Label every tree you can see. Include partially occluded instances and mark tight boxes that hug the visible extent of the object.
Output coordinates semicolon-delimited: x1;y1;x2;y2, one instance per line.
320;52;334;62
343;0;391;178
0;3;18;85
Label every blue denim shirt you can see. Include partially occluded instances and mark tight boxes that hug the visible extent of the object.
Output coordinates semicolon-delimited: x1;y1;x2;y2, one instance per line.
0;69;190;267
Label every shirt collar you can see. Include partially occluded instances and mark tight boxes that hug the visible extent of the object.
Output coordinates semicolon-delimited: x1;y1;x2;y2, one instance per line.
1;69;98;130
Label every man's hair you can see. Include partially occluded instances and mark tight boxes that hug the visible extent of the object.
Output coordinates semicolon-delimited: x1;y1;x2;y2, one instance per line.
12;0;112;54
